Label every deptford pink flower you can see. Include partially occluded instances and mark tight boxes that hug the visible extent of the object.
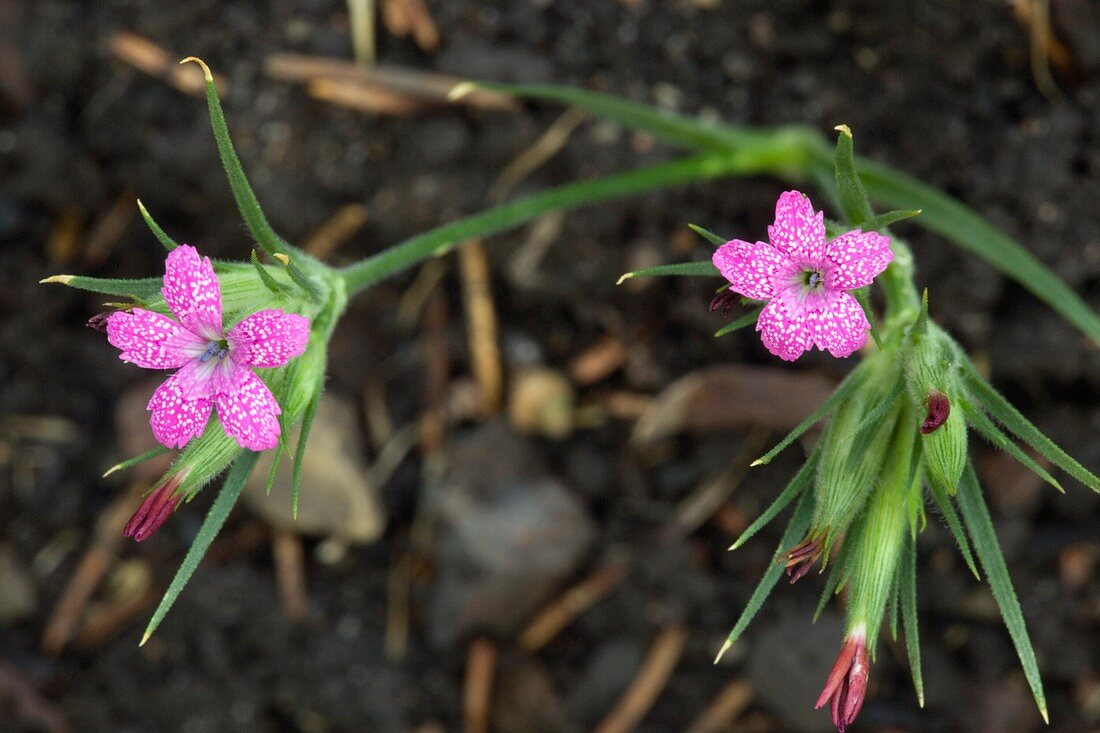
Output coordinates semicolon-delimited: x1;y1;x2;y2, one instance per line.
816;627;870;733
123;475;184;542
106;245;310;451
712;191;893;361
784;532;826;584
920;389;951;434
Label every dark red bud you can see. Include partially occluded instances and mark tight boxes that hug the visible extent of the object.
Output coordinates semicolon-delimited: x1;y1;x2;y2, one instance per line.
816;632;870;733
123;480;182;542
783;532;826;584
920;389;950;434
709;289;740;316
86;312;112;333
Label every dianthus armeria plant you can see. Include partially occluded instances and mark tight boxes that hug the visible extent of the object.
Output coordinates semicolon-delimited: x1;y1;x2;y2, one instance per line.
45;60;1098;727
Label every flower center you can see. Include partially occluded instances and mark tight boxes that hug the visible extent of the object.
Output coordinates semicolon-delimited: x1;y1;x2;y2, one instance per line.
198;339;230;363
803;269;824;289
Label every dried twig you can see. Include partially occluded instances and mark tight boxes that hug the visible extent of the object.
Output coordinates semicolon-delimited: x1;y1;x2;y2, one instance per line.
347;0;377;66
272;529;310;621
266;53;518;113
458;240;503;416
519;559;628;652
304;203;368;260
685;680;754;733
488;107;588;202
463;638;498;733
382;0;441;52
109;31;227;96
593;626;688;733
0;662;71;733
84;190;136;267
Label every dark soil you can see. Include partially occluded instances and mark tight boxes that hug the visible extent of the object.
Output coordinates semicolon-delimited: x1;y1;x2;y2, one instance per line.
2;1;1099;732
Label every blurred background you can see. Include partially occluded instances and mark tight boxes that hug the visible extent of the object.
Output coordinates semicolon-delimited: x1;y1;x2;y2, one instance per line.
2;1;1100;731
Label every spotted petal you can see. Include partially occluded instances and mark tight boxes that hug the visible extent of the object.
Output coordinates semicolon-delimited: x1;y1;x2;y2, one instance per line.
162;245;222;339
767;190;827;266
807;291;869;358
756;295;813;362
147;375;214;449
106;309;205;369
228;309;310;369
215;370;282;451
825;229;893;290
712;240;794;301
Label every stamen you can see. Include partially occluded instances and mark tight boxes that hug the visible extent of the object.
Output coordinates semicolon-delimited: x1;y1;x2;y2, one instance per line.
198;342;221;363
807;271;822;288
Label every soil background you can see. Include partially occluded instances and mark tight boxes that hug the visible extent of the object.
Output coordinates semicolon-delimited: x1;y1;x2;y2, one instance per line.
1;1;1099;732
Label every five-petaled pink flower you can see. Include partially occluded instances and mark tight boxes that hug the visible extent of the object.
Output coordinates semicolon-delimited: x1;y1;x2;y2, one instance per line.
713;191;893;361
106;245;310;451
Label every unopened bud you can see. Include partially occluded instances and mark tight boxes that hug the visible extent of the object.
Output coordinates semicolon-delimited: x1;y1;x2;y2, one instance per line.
923;401;967;494
86;312;112;333
709;289;740;316
124;477;183;541
920;389;950;434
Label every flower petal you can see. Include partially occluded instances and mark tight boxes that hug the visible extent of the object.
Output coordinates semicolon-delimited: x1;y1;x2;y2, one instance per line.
767;190;827;265
162;245;222;338
147;375;213;449
228;309;311;368
825;229;893;290
712;240;794;301
106;309;205;369
215;370;282;451
756;295;813;362
807;291;869;358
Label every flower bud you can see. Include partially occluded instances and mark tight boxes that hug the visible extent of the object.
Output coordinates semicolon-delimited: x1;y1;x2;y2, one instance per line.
923;398;967;495
920;389;950;434
816;627;869;733
124;474;184;541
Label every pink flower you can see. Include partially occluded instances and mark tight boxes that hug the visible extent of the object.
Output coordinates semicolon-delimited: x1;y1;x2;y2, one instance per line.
106;245;310;451
816;628;870;733
712;191;893;361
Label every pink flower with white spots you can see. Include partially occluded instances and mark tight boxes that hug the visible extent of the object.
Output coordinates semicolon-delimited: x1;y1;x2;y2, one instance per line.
712;191;893;361
106;245;310;451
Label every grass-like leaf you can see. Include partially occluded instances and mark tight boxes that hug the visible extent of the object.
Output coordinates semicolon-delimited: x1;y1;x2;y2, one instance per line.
40;274;163;299
729;450;818;550
183;57;295;259
102;446;171;478
250;250;292;297
960;397;1064;493
857;158;1100;347
137;200;179;251
290;390;321;519
814;539;852;622
715;489;814;662
751;367;870;466
141;450;260;644
962;361;1100;492
616;261;717;285
833;125;874;226
861;208;922;232
714;306;763;338
688;223;727;246
851;287;883;350
341;154;750;294
927;478;979;579
956;463;1048;722
900;535;925;706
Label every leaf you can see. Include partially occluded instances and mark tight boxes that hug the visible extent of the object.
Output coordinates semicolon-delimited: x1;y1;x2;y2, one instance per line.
182;57;297;259
960;397;1063;493
927;478;980;579
729;449;818;550
688;223;727;246
886;569;901;641
137;200;179;251
250;250;292;296
714;306;763;337
900;535;925;707
291;390;321;520
103;446;171;478
833;125;874;226
814;539;852;623
469;81;740;153
962;360;1100;492
856;158;1100;348
846;382;902;447
341;153;752;294
616;261;717;285
861;208;922;232
851;287;883;350
956;463;1048;722
751;366;870;466
141;450;260;644
715;489;814;662
40;274;163;299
